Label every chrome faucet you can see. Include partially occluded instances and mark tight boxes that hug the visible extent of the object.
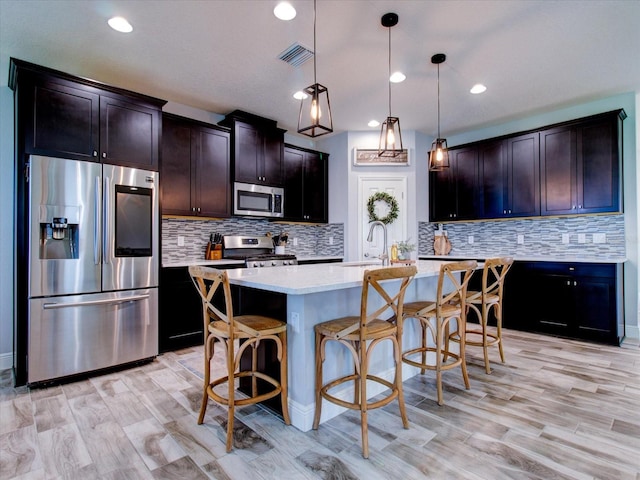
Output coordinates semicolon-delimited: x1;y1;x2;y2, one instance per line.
367;220;389;266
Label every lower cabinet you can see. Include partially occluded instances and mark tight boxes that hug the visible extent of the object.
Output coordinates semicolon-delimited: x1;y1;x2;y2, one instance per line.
502;262;621;345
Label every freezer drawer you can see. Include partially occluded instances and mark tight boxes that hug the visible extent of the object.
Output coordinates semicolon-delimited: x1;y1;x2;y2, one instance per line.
28;288;158;384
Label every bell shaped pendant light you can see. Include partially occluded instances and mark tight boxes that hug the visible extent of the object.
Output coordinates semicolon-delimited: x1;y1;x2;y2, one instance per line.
298;0;333;137
378;12;403;157
429;53;449;171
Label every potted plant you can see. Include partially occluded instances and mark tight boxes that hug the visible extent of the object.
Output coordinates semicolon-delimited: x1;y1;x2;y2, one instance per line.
397;238;416;260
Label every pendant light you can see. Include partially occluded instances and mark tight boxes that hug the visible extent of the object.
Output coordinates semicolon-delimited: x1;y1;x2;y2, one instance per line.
378;12;403;157
429;53;449;171
297;0;333;137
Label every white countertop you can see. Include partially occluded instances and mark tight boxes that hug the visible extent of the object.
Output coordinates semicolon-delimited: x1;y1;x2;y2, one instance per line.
419;254;627;264
225;259;456;295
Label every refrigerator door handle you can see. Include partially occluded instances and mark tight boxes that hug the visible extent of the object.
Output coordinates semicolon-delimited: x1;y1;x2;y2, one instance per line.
103;176;110;265
94;175;101;265
42;294;150;309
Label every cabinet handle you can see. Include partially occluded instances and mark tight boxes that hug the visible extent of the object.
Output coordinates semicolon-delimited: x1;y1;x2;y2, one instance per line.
102;152;107;158
572;205;577;209
574;281;577;286
566;280;571;286
197;207;201;213
93;150;98;157
192;207;196;212
578;205;582;209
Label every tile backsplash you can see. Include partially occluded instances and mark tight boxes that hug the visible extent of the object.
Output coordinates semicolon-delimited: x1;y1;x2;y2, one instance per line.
418;214;625;259
162;217;344;264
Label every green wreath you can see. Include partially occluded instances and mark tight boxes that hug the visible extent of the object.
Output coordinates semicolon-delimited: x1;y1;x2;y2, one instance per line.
367;192;399;224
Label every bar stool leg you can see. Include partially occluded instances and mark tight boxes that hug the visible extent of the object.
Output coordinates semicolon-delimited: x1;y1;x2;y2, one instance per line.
279;332;291;425
312;331;323;430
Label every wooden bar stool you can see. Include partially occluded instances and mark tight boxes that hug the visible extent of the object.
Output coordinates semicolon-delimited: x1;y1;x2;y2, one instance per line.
450;257;514;374
400;260;477;406
312;266;417;459
188;265;291;452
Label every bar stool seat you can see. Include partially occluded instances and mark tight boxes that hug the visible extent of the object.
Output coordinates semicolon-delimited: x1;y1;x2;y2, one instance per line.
188;265;291;452
313;266;417;459
400;260;477;406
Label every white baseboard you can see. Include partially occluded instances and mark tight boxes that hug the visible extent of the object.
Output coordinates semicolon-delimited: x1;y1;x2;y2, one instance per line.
0;351;13;371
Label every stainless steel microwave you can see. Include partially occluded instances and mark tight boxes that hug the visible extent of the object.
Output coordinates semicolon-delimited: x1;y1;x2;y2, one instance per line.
233;182;284;218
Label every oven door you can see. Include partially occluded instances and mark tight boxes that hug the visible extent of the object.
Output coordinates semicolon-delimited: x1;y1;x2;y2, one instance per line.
233;182;283;218
102;164;159;291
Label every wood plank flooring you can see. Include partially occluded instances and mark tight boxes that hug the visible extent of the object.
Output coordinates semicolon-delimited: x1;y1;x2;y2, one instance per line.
1;329;639;479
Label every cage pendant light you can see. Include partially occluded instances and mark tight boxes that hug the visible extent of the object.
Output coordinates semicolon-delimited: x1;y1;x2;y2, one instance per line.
378;12;403;157
298;0;333;137
429;53;450;171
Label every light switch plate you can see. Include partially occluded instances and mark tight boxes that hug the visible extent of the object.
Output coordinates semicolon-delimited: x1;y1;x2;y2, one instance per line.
517;234;524;245
329;236;334;245
562;233;570;244
578;233;586;244
468;235;474;244
293;237;298;246
177;236;185;247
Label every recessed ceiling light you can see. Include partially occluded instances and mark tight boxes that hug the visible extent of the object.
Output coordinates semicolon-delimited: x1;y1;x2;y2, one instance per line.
274;2;296;21
389;71;406;83
368;120;380;128
470;83;487;94
108;16;133;33
293;91;308;100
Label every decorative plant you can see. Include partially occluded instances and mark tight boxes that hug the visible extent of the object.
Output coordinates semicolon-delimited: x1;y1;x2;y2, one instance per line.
397;238;416;259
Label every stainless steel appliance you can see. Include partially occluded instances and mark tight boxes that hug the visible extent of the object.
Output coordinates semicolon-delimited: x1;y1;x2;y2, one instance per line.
223;235;297;267
26;155;159;384
233;182;284;218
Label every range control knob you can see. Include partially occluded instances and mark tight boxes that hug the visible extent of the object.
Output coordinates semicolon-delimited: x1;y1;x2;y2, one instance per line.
259;262;265;267
272;261;278;266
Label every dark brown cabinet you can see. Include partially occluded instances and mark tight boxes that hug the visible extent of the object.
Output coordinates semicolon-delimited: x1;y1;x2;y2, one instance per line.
161;114;231;218
10;58;164;170
429;110;623;222
503;262;621;345
429;146;481;221
283;145;329;223
541;111;623;216
219;110;285;186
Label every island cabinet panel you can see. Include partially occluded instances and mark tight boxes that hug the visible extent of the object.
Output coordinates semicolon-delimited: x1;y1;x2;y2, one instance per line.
502;262;620;345
11;59;165;170
283;145;329;223
429;146;481;221
161;113;231;218
541;112;622;216
220;110;285;187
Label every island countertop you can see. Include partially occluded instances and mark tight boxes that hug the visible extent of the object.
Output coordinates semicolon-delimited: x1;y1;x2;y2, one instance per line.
224;259;456;295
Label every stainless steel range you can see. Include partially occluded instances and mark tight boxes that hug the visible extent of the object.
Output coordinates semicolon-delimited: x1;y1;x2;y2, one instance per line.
223;235;297;268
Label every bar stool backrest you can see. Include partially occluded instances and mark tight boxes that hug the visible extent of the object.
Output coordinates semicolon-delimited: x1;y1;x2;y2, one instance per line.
436;260;478;316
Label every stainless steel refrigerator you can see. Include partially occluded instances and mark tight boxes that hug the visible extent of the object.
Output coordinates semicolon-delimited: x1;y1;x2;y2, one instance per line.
26;155;159;384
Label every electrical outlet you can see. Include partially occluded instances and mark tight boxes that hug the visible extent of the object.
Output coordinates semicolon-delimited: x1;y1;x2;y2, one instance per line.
517;234;524;245
293;237;298;246
578;233;586;244
467;235;474;244
290;312;300;333
329;236;334;245
562;233;570;244
177;236;185;247
593;233;606;244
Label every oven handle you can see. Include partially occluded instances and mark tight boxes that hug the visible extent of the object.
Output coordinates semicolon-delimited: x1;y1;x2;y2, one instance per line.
43;294;150;309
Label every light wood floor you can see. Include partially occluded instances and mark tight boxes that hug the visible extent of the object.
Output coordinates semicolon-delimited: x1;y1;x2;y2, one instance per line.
1;329;639;479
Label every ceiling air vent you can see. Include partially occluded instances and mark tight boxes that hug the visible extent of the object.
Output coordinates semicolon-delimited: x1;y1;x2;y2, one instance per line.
278;43;314;67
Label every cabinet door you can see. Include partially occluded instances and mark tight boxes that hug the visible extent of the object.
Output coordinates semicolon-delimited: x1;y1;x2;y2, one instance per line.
22;76;100;161
540;126;577;215
161;116;193;215
283;147;304;220
506;132;540;217
454;147;481;220
100;95;160;170
193;127;231;218
573;271;617;343
159;268;203;352
577;118;620;213
263;128;284;186
479;140;506;219
429;163;455;222
303;151;328;222
234;121;261;183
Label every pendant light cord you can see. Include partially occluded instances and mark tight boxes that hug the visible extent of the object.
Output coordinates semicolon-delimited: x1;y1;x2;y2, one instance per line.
313;0;317;86
437;63;442;139
388;24;392;117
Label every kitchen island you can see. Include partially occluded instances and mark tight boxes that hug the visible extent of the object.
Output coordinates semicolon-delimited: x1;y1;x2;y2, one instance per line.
225;260;460;431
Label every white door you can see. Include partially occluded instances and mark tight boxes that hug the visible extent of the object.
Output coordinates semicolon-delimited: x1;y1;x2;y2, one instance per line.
358;176;407;261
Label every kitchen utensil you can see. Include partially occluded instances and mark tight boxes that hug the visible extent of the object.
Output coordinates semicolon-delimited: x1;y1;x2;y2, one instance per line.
205;233;213;260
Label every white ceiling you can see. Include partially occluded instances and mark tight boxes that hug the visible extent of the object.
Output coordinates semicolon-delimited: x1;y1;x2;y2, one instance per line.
1;0;639;139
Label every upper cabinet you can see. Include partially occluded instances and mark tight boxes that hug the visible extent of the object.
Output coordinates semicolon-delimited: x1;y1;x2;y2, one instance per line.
219;110;285;186
429;109;624;222
9;58;165;170
161;114;231;218
540;111;624;216
283;145;329;223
